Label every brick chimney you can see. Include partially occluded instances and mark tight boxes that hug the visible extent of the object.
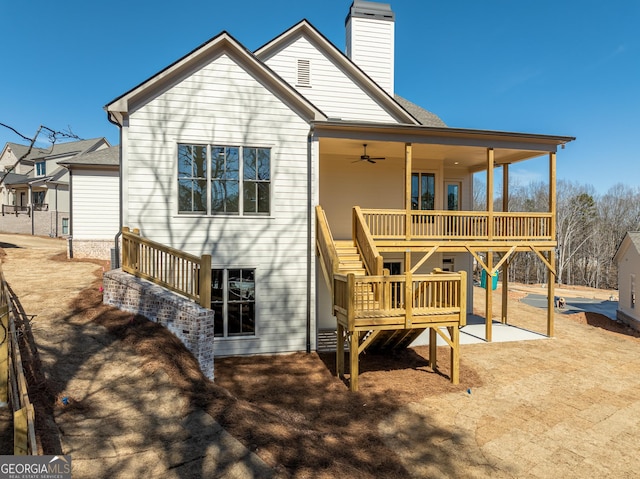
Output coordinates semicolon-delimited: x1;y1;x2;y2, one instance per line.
345;0;395;95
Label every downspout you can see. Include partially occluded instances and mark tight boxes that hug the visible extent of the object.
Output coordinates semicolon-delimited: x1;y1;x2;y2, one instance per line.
67;172;73;257
306;126;314;354
108;112;123;268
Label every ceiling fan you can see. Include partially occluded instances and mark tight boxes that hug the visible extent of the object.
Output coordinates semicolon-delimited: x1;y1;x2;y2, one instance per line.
354;144;386;164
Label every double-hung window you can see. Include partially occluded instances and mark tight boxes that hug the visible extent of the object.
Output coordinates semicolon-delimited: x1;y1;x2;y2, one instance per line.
178;144;271;216
35;161;46;176
211;268;256;337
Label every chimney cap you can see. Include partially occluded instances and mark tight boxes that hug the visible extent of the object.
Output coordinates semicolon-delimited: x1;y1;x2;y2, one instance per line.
346;1;395;24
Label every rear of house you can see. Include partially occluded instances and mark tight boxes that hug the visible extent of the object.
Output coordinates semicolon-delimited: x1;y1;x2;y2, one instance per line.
106;0;573;363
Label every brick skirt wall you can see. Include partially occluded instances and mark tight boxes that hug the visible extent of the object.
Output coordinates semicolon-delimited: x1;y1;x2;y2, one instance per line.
103;269;215;379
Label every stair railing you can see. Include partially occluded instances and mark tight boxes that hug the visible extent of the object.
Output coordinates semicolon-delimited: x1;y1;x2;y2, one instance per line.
352;206;383;276
315;206;340;297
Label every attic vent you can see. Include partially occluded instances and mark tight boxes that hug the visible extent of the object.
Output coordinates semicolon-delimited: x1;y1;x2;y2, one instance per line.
297;59;311;87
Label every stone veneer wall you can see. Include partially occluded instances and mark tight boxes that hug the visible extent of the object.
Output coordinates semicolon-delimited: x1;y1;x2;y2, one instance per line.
103;269;215;379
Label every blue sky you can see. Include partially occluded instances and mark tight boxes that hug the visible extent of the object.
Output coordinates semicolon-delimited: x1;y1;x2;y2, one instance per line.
1;0;638;193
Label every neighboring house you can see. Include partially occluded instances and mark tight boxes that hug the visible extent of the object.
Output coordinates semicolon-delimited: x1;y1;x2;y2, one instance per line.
105;0;574;358
0;138;110;237
57;146;120;260
613;232;640;327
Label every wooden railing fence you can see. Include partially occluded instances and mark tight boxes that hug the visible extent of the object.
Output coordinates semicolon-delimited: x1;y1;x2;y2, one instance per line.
333;270;466;331
361;209;553;241
121;227;212;308
1;269;37;455
316;206;340;294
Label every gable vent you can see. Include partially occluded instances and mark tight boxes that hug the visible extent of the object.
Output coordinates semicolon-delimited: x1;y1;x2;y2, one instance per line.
297;59;311;87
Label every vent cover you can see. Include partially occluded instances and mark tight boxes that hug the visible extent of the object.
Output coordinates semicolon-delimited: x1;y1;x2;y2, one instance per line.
297;59;311;87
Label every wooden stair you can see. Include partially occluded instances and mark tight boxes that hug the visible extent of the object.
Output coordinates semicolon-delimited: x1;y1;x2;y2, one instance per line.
334;240;366;275
366;329;427;352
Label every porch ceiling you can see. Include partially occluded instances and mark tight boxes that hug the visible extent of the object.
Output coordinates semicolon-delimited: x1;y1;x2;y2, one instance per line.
315;122;574;172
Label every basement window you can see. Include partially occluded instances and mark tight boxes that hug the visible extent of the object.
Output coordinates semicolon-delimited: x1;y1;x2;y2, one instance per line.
212;268;256;337
297;59;311;87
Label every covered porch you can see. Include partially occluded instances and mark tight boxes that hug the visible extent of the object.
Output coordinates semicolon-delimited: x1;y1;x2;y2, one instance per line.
314;122;574;390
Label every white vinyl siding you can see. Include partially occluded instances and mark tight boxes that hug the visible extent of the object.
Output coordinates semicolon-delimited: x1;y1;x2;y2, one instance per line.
124;52;315;356
263;35;398;123
71;169;119;239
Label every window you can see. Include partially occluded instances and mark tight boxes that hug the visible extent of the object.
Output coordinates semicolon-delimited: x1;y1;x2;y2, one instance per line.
211;268;256;337
178;144;207;213
35;161;46;176
32;191;45;205
411;172;435;210
62;218;69;235
178;144;270;216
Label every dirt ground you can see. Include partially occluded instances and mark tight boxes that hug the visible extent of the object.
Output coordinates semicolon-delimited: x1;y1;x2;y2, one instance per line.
2;233;640;478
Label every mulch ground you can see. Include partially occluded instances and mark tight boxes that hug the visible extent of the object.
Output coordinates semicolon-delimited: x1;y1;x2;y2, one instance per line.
12;251;640;477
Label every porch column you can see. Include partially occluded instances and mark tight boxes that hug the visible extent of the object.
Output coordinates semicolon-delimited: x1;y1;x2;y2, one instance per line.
547;152;557;336
405;143;412;239
485;148;494;341
501;163;510;324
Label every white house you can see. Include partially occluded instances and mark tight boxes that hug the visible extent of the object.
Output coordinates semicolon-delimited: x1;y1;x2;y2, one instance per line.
105;0;574;359
57;146;120;259
0;138;110;237
613;232;640;328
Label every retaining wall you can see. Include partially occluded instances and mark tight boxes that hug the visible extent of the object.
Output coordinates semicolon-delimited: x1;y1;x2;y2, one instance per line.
103;269;215;379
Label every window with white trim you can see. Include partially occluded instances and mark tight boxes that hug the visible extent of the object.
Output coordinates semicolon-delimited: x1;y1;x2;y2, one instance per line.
35;161;46;176
178;144;271;215
211;268;256;337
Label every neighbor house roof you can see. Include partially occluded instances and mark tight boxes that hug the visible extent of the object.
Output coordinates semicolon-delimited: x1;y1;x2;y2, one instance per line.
58;145;119;168
4;138;109;163
2;172;30;186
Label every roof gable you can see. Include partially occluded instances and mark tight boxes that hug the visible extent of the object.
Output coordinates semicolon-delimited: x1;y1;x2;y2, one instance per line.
614;232;640;264
254;20;419;125
105;31;326;125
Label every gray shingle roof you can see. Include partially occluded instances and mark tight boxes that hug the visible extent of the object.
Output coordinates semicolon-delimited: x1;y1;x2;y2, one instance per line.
6;138;108;162
394;95;447;127
2;172;30;186
58;145;119;167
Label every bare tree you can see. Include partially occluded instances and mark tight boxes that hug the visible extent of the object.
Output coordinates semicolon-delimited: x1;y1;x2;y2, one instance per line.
0;122;81;186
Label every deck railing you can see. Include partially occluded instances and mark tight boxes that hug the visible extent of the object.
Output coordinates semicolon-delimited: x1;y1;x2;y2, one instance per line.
1;205;30;216
1;269;37;455
316;206;340;292
353;206;383;275
333;270;466;331
361;209;553;241
121;227;211;308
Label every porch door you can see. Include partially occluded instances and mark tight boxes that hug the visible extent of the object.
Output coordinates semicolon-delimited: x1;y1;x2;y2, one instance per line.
20;192;26;206
445;181;462;211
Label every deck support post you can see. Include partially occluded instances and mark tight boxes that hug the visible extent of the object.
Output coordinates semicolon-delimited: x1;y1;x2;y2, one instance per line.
547;250;556;337
501;163;509;324
548;151;557;337
336;323;345;378
349;331;359;392
429;327;437;371
485;251;493;342
404;251;412;329
448;326;460;384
